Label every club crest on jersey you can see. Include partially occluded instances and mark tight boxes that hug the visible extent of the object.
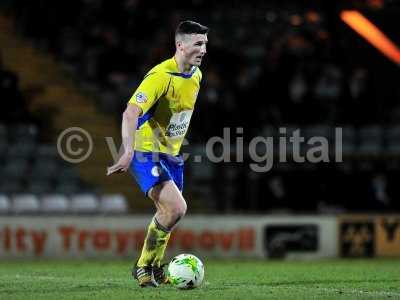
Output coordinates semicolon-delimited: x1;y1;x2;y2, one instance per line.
151;166;161;177
136;92;147;103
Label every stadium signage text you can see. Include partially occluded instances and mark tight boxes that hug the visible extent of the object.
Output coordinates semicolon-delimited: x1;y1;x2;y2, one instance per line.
0;225;254;256
376;217;400;256
0;227;47;255
0;216;337;259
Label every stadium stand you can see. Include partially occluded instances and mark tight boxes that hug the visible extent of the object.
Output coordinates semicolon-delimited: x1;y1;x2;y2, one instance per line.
12;194;40;214
99;194;129;214
41;194;70;214
0;194;11;214
70;194;100;215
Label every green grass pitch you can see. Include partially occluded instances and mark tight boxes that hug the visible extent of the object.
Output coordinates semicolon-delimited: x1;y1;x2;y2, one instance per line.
0;259;399;299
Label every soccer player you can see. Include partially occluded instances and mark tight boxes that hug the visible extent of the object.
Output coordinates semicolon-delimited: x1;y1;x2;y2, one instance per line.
107;20;208;287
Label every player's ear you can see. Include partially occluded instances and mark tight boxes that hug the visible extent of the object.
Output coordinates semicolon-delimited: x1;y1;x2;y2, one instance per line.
176;39;184;52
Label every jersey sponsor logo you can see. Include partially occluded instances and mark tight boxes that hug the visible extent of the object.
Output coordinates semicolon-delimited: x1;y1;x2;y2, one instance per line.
179;112;187;122
136;92;147;103
165;110;193;139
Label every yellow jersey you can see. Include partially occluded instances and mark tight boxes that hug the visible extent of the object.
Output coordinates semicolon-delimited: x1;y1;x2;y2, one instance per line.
128;57;202;156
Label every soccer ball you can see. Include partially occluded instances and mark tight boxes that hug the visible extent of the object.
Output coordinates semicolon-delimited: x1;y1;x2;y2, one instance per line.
167;253;204;289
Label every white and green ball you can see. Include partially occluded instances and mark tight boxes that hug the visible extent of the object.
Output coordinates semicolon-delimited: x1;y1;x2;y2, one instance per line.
167;254;204;289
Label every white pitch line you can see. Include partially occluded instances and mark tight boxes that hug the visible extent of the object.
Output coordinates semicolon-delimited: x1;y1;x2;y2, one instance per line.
317;287;400;298
223;283;400;298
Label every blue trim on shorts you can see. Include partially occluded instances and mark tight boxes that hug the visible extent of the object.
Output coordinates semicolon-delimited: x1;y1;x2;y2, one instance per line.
129;151;184;196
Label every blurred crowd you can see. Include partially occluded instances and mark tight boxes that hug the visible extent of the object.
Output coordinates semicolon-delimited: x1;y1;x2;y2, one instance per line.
4;0;400;213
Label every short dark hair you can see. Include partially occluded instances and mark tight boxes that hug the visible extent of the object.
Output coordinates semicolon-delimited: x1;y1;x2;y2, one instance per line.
175;20;209;37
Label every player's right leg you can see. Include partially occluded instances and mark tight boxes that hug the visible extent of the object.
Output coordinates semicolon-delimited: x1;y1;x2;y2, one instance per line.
150;180;186;284
132;264;158;287
150;180;187;230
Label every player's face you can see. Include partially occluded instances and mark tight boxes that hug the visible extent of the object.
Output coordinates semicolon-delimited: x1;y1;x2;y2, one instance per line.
182;34;208;67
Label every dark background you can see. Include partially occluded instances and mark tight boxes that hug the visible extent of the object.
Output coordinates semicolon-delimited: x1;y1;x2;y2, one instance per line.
1;0;400;214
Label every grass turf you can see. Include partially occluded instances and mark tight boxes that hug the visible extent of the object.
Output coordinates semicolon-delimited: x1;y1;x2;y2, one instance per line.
0;259;399;300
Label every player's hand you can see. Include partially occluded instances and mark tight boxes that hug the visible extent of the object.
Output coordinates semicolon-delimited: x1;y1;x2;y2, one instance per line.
106;151;134;176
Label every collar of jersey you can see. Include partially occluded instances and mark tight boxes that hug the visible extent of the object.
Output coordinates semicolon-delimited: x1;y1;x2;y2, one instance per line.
168;57;197;79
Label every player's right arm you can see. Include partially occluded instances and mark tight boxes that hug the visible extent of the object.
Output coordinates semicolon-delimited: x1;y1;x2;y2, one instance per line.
106;103;142;175
106;70;170;176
